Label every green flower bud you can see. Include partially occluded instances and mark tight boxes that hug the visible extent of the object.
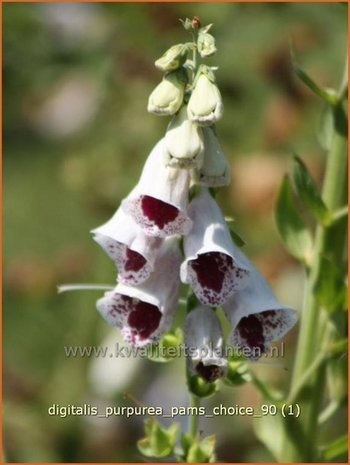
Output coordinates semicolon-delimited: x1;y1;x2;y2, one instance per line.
146;328;183;363
155;44;189;72
187;373;218;398
188;69;223;126
148;69;187;116
223;360;252;386
197;32;217;58
164;105;204;169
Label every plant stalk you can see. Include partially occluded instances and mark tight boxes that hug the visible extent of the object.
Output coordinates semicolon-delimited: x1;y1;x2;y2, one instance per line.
189;394;200;438
282;56;348;461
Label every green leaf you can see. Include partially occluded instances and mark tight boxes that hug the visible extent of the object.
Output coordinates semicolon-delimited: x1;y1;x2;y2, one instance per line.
334;102;348;137
322;434;348;461
331;205;348;225
181;432;194;459
186;435;216;463
186;291;200;313
290;45;338;105
313;256;347;313
318;103;347;151
328;338;348;355
253;412;306;461
327;354;348;403
229;227;246;247
180;18;192;30
275;175;313;265
137;419;179;458
293;156;330;225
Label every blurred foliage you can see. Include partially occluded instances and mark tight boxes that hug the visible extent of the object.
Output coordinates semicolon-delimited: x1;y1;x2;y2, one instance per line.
3;3;347;462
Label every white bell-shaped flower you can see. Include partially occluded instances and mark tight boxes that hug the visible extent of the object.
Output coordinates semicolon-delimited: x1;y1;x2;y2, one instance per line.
187;68;223;126
91;206;162;285
164;105;204;169
223;265;298;360
122;139;192;238
180;188;250;306
191;127;230;187
97;238;182;347
147;69;186;116
185;305;227;383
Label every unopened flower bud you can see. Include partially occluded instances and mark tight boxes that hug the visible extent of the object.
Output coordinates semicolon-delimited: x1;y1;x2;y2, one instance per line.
187;68;223;126
191;127;230;187
197;32;217;58
164;105;204;169
147;68;187;116
185;306;227;383
155;44;189;72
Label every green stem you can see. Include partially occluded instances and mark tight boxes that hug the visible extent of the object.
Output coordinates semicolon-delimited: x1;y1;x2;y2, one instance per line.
331;205;348;224
250;372;283;403
287;350;328;404
282;56;348;461
190;30;200;84
318;400;340;425
189;394;200;438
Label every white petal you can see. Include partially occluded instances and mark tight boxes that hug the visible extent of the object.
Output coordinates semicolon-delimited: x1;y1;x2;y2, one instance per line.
96;238;182;347
92;206;162;285
180;188;250;306
185;306;227;382
191;127;230;187
223;264;298;360
122;139;192;237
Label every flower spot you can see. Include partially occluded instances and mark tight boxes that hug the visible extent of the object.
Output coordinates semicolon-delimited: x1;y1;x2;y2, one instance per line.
196;361;224;383
186;251;248;305
127;300;162;340
237;314;266;355
141;195;179;229
124;248;147;272
191;252;232;293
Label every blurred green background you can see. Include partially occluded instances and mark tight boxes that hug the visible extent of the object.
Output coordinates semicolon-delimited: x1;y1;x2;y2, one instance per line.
3;2;347;462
